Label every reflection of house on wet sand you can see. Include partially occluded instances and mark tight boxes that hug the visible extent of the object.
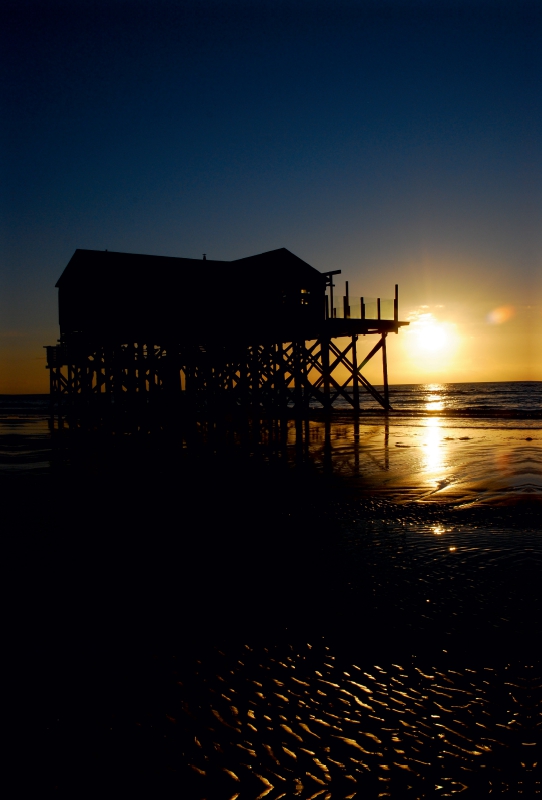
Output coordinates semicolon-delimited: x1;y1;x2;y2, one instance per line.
44;248;408;434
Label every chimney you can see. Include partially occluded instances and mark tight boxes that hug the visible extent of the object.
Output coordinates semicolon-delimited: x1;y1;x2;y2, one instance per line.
203;253;206;260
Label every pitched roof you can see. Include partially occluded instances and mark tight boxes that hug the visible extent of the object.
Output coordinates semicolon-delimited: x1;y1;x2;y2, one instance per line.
55;247;323;289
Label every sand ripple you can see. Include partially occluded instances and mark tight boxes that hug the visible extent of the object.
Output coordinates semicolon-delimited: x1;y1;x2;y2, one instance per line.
158;644;542;796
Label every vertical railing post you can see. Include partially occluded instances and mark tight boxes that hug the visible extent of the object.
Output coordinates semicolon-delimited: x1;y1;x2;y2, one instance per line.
394;284;398;326
344;281;350;319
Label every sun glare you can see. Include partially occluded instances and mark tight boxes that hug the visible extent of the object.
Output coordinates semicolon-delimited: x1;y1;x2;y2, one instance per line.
397;309;462;380
401;311;460;375
412;316;451;352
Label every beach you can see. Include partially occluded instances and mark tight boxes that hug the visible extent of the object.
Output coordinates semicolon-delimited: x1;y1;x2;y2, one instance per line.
3;386;541;795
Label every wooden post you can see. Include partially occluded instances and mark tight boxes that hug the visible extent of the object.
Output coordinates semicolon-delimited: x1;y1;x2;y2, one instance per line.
361;297;365;320
394;284;398;324
353;413;359;473
294;341;302;415
301;340;310;414
384;417;389;470
48;362;55;431
323;415;332;474
382;332;389;410
377;297;381;320
276;342;284;412
321;336;331;412
241;347;249;414
352;333;359;413
58;363;65;430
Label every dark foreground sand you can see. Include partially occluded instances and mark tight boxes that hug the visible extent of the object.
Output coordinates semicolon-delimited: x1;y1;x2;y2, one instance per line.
9;418;541;795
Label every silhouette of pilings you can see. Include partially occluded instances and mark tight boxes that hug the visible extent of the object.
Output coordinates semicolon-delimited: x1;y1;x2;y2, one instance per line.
45;329;394;439
180;333;392;416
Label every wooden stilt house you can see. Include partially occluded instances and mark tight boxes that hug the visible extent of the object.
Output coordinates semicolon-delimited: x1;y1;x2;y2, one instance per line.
45;247;408;432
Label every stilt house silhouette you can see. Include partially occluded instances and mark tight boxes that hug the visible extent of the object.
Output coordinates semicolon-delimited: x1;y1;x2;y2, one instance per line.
45;248;408;432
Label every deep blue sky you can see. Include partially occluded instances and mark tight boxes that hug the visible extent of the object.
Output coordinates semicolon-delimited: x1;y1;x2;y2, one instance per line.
2;0;541;389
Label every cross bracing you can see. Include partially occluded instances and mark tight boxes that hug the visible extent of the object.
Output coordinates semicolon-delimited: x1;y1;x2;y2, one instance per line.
45;331;395;434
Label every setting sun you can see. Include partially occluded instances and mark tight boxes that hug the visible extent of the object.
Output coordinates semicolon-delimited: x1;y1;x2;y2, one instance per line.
412;318;450;352
407;312;459;357
381;308;466;383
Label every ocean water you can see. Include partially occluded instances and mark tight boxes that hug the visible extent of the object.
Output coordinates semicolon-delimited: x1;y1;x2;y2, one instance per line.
320;380;542;415
6;384;542;794
0;394;51;475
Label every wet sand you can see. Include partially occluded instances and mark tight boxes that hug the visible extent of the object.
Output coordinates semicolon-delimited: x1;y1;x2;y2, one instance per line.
294;416;542;506
3;410;541;504
6;414;541;794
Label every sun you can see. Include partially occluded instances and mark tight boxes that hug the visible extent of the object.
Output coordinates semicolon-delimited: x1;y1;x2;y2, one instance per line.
413;318;450;352
396;308;462;378
404;311;459;363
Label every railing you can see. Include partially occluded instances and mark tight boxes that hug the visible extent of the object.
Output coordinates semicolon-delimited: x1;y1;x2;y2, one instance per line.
326;282;399;321
331;297;395;320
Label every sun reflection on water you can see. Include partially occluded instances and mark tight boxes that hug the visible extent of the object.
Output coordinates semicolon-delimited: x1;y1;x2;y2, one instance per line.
422;417;445;476
425;384;446;412
426;400;444;411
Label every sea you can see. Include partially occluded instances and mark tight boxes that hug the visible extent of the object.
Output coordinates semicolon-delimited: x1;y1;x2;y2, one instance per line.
5;382;542;795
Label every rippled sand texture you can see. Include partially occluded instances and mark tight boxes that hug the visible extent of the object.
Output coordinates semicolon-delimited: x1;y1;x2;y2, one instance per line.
283;419;542;506
175;644;541;797
71;643;541;796
38;508;540;795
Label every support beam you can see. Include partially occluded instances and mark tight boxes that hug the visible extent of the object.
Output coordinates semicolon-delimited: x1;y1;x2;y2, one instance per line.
382;333;390;410
352;334;359;412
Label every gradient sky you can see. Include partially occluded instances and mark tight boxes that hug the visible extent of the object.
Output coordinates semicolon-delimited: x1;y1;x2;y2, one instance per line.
2;0;541;392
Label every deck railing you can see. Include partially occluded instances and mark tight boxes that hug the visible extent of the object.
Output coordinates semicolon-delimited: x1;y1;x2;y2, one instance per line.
326;283;399;321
